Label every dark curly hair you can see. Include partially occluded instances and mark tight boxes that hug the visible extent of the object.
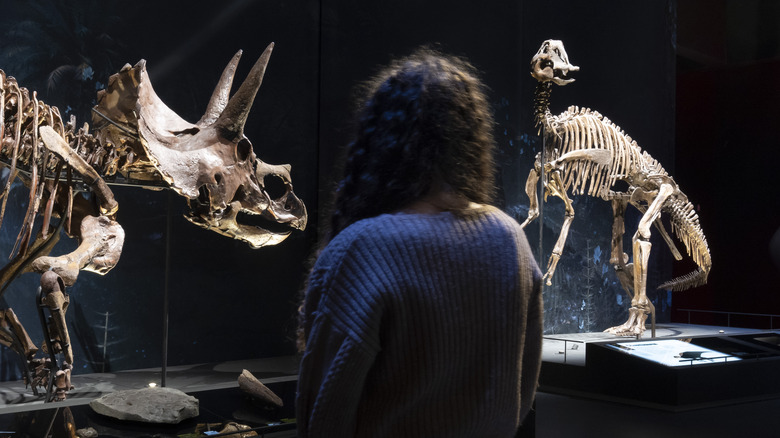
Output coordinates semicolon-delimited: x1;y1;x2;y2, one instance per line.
328;48;497;238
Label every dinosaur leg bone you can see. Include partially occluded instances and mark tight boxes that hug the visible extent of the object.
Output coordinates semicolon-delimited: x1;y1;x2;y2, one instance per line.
39;271;73;365
519;154;541;229
607;197;634;299
31;117;125;287
631;202;683;261
30;215;124;287
609;183;675;336
0;308;39;359
38;271;74;401
0;309;40;394
542;169;575;285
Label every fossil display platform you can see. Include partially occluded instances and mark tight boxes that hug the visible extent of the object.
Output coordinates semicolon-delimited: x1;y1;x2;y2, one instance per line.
541;324;780;410
0;356;299;436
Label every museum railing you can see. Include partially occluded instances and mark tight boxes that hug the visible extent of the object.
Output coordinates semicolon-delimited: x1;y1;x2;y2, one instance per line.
676;309;780;330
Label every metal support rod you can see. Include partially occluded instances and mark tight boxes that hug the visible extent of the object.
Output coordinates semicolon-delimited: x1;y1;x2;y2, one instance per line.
161;191;172;387
538;132;546;270
101;312;109;373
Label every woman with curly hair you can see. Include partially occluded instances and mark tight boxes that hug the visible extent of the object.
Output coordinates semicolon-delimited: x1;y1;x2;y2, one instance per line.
296;48;543;438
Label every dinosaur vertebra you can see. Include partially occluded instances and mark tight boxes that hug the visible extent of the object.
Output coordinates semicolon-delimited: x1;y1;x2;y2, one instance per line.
522;39;711;336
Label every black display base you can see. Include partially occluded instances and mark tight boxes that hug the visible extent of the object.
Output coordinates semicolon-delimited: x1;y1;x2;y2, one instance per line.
0;356;300;437
0;383;297;437
540;324;780;411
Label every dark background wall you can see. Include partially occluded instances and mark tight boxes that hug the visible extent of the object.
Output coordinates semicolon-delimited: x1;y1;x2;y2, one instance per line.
673;0;780;324
0;0;775;380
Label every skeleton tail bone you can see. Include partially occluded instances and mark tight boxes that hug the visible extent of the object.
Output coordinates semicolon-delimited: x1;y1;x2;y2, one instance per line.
658;197;711;291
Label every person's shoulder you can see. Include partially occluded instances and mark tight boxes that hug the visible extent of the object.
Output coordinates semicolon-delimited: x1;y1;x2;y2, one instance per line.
468;205;524;230
335;214;398;242
316;216;397;263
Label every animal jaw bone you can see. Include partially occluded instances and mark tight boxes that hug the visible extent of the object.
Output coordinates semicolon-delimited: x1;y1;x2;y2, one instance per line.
522;39;711;337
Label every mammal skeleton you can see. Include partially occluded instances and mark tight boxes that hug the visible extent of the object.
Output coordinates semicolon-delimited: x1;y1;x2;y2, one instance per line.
0;43;307;400
521;40;711;337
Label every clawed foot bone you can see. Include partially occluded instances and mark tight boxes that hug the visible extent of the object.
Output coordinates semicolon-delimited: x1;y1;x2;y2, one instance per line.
604;307;649;337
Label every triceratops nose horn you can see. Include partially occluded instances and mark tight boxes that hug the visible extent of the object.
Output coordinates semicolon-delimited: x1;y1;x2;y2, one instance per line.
215;42;274;139
197;50;243;127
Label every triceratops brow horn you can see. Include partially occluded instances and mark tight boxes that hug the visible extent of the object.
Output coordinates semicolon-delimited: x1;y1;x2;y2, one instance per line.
197;50;243;127
215;42;274;138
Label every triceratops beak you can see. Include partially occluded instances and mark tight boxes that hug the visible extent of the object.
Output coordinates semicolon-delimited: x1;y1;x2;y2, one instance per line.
214;42;274;139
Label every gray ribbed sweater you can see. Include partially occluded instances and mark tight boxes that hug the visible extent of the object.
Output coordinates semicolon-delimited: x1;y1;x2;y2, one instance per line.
297;206;543;438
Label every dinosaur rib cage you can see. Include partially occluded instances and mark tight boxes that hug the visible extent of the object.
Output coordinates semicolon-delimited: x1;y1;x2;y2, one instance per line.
0;69;118;257
542;105;711;291
544;105;653;198
0;71;122;177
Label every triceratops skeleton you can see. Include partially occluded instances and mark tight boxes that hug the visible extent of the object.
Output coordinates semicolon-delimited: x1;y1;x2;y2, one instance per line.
521;40;711;337
0;43;307;400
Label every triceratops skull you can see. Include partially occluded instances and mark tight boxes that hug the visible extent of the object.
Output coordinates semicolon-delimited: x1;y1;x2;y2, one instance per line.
133;43;307;247
531;39;579;86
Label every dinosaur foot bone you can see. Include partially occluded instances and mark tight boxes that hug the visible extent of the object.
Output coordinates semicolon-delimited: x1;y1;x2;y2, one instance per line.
604;306;649;337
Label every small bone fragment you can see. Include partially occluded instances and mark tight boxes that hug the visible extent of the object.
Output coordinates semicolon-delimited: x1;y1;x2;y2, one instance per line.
237;369;283;407
218;422;259;438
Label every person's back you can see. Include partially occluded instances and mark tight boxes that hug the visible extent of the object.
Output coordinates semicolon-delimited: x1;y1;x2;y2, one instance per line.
296;48;543;437
297;206;541;437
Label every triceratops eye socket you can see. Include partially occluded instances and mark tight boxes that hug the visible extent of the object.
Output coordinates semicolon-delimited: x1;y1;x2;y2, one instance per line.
263;173;288;199
236;138;253;162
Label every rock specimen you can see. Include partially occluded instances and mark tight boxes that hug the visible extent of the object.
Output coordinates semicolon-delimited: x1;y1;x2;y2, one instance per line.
89;387;199;424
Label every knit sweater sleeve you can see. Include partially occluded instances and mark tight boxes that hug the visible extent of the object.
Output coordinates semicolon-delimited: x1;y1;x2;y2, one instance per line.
296;226;383;438
519;268;544;421
296;309;377;438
